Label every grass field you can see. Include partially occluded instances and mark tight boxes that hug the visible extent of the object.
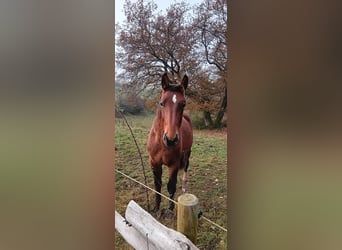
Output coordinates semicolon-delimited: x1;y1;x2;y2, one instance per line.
115;113;227;249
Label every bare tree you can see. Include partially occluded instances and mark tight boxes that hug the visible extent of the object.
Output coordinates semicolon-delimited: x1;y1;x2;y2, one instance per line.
115;0;228;128
192;0;227;127
116;0;197;89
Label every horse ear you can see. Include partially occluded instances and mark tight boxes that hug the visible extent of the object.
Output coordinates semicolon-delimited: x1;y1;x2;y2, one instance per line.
161;73;170;90
181;74;188;90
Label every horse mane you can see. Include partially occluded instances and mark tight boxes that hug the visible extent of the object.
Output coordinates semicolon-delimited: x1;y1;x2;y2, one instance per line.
164;84;185;94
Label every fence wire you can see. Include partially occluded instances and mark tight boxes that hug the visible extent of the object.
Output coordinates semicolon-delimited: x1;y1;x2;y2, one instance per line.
115;169;228;232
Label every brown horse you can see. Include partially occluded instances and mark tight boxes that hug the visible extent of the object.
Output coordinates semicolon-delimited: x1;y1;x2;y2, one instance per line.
147;73;193;212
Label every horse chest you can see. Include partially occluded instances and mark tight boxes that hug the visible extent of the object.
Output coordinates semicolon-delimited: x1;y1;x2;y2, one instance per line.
151;146;181;166
162;150;180;166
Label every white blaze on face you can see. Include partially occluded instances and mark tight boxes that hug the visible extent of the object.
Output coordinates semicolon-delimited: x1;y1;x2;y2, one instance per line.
172;94;177;104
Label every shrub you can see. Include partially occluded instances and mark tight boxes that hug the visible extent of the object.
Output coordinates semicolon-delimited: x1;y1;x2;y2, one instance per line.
117;93;145;115
189;111;207;130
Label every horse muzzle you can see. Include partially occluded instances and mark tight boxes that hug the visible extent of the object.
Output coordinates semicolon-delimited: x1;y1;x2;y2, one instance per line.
163;133;179;147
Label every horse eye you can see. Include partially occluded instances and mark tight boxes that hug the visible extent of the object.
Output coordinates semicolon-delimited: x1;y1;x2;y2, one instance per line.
181;102;186;107
159;102;165;107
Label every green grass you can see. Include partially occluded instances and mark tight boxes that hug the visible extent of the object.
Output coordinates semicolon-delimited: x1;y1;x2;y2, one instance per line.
115;114;227;249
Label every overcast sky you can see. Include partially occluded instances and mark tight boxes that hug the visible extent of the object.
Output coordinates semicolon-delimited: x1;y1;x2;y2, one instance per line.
115;0;202;25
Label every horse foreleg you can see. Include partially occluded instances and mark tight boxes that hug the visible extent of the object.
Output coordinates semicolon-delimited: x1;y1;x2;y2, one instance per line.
152;164;162;212
167;167;178;210
181;153;190;193
181;171;187;193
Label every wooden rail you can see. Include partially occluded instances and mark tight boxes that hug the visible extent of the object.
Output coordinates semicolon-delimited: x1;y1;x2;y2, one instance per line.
115;200;199;250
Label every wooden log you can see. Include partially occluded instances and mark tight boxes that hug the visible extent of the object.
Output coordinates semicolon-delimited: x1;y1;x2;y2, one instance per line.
125;200;199;250
177;193;199;244
115;210;157;250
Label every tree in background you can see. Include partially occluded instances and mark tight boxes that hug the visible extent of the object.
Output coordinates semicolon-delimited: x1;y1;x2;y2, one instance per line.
116;0;196;88
116;0;227;128
192;0;227;127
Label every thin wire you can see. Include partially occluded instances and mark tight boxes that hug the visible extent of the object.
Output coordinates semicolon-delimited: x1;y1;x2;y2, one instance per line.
118;110;150;210
201;216;227;232
115;169;178;205
115;169;228;232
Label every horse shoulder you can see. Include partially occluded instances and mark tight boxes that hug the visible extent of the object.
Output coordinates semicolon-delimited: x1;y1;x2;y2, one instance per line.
147;128;163;158
147;128;156;152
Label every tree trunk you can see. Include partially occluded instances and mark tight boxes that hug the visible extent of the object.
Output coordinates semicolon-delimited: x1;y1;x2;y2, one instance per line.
213;86;227;128
203;111;213;128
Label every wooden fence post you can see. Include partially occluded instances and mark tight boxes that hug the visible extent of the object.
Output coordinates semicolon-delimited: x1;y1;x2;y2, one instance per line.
177;193;199;244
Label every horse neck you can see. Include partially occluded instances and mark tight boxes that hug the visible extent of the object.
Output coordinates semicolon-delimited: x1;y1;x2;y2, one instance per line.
153;108;164;137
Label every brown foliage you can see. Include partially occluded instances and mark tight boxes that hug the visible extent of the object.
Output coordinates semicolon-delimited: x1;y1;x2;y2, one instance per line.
115;0;227;127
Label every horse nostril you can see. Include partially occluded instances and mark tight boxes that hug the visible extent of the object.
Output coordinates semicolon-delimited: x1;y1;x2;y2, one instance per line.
163;133;179;146
174;134;179;143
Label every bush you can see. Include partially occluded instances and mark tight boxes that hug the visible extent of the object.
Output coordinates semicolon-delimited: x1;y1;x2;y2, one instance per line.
189;111;207;130
117;93;145;115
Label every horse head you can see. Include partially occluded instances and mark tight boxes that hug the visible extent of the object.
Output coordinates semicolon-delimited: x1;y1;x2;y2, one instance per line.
159;73;188;147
